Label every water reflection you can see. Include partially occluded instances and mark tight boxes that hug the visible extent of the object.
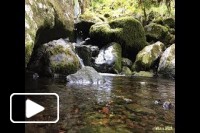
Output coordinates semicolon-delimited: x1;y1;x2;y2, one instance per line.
25;76;175;133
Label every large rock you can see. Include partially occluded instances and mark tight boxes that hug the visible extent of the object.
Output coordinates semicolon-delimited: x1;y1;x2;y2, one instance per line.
132;41;165;71
75;44;99;66
94;42;122;73
25;0;75;67
27;39;80;77
66;66;104;85
90;17;147;59
158;44;175;79
144;23;169;43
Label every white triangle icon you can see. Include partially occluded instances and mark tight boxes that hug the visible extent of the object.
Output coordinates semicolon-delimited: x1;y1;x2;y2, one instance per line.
26;99;45;118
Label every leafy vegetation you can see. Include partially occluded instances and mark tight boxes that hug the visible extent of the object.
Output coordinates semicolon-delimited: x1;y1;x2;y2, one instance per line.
88;0;174;21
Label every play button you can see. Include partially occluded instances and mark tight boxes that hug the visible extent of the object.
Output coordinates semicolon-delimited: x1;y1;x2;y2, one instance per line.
26;99;45;118
10;93;59;123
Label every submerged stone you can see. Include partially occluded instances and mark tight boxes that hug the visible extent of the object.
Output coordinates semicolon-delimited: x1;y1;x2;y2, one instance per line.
66;66;104;85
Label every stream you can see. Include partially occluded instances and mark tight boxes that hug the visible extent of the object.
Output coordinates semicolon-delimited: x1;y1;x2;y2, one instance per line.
25;76;175;133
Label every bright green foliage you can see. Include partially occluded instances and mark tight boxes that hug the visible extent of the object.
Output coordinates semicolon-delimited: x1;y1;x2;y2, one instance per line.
89;0;175;19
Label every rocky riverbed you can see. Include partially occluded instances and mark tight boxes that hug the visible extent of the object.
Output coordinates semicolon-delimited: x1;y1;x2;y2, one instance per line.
25;76;175;133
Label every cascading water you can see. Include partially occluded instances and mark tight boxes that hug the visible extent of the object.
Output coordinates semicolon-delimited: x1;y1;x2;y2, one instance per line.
73;0;85;68
76;53;85;68
74;0;81;21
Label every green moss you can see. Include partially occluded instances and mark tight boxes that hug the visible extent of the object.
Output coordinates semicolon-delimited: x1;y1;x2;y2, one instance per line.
25;43;34;66
132;54;152;71
90;17;147;59
47;45;80;75
109;17;147;50
51;60;80;75
132;42;164;71
163;17;175;28
112;42;122;73
163;33;174;45
144;23;169;42
121;66;132;75
152;17;163;25
80;10;106;23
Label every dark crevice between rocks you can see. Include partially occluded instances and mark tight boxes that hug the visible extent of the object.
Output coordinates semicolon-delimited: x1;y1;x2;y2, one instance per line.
74;21;94;43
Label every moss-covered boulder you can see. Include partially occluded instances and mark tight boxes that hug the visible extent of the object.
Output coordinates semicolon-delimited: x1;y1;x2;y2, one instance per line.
66;66;104;85
94;42;122;73
28;39;80;77
25;0;75;67
122;58;133;68
132;41;165;71
158;44;175;79
90;17;147;60
121;66;132;75
144;23;169;43
163;17;175;28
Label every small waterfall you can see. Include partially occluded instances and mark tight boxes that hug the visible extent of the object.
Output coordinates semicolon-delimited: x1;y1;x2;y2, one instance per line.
76;53;85;68
74;0;81;21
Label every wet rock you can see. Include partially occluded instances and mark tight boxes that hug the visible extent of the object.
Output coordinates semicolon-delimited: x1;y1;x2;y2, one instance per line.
158;44;175;79
28;39;80;77
132;41;165;71
75;44;99;66
66;66;104;85
94;42;122;73
122;58;133;68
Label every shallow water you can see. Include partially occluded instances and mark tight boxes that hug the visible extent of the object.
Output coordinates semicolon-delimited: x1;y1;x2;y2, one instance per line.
25;76;175;133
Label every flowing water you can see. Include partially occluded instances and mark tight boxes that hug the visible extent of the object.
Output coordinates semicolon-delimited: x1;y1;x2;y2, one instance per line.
25;76;175;133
